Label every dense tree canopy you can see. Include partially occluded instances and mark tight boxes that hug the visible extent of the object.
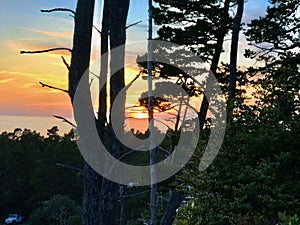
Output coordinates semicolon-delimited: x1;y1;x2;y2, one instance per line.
0;128;82;221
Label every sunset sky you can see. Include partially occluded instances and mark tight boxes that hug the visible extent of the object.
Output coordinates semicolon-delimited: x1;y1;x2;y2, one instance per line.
0;0;269;132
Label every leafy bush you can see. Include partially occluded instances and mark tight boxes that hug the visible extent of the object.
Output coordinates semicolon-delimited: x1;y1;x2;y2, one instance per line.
29;195;81;225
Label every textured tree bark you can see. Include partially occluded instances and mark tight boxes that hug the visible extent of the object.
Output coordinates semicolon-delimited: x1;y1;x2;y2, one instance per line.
83;163;101;225
160;189;184;225
68;0;95;101
99;0;130;224
66;1;99;225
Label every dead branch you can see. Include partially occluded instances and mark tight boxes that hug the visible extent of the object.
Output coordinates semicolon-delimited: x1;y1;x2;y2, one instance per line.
93;25;101;34
126;20;143;29
68;13;101;34
124;73;141;91
56;163;83;174
120;190;150;198
90;71;100;78
61;56;70;70
41;8;75;15
20;47;72;55
157;146;170;156
53;115;76;128
39;82;68;93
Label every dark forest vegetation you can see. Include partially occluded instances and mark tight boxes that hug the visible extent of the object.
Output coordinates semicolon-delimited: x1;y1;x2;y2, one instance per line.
2;0;299;224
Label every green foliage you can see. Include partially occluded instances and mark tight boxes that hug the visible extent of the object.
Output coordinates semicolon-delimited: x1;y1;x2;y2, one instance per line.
29;195;81;225
0;127;83;219
173;0;300;224
153;0;233;62
278;212;300;225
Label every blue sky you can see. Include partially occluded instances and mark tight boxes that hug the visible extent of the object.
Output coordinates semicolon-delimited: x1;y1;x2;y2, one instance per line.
0;0;270;118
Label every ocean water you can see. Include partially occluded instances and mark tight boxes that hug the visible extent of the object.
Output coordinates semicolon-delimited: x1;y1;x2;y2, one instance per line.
0;114;175;137
0;115;74;136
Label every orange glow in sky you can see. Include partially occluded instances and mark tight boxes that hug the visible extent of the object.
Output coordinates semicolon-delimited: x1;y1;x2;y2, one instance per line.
0;0;152;120
0;0;264;134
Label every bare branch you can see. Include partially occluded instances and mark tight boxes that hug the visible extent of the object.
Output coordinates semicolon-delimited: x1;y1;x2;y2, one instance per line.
39;82;68;93
109;146;146;175
61;56;70;71
90;71;100;78
120;190;150;198
20;47;72;55
124;73;141;91
119;150;136;161
93;25;101;34
53;115;76;128
126;21;143;29
154;118;174;131
41;8;75;15
68;13;101;34
56;163;83;174
157;146;170;156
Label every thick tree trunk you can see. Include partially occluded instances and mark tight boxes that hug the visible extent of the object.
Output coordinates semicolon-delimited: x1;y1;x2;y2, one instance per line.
83;163;101;225
160;190;184;225
68;0;95;101
229;0;244;100
66;1;98;225
99;0;130;224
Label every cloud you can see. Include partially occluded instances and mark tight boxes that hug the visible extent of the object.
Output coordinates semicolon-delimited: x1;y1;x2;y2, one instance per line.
22;28;73;39
0;73;14;83
0;71;68;89
0;78;13;84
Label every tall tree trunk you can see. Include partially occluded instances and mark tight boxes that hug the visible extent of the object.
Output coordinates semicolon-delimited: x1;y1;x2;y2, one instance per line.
68;0;95;101
210;0;231;75
160;190;184;225
83;163;102;225
67;0;97;225
198;0;231;131
97;0;110;131
99;0;130;224
229;0;244;100
119;185;126;225
148;0;158;224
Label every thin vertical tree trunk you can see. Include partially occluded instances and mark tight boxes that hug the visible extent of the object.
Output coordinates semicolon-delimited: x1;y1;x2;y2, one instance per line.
119;185;126;225
229;0;244;100
198;0;231;131
210;0;231;75
148;1;158;224
97;0;110;131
